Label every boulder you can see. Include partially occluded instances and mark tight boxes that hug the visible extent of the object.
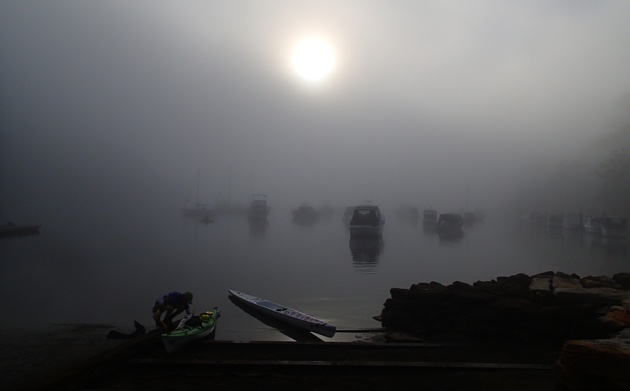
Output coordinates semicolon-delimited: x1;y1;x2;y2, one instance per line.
614;273;630;290
529;277;553;304
557;338;630;390
552;274;582;290
554;287;630;306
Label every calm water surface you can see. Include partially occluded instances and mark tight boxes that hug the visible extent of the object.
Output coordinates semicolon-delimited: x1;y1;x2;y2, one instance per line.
1;207;628;341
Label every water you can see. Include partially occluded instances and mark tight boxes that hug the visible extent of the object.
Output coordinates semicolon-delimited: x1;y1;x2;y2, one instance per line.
1;207;628;342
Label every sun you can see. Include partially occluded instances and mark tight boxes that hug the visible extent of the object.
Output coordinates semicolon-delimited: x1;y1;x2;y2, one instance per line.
291;39;335;82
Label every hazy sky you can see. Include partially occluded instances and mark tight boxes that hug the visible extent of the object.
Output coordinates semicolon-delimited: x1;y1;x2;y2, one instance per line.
2;1;630;219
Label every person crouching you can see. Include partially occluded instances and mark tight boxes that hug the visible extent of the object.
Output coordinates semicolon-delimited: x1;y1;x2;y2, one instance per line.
152;291;193;330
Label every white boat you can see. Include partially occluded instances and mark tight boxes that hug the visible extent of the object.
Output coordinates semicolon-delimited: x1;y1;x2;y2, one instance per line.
161;308;220;353
349;205;385;237
601;217;628;239
228;290;336;337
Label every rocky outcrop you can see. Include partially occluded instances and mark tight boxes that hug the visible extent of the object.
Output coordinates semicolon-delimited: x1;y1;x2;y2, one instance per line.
378;271;630;344
378;272;630;389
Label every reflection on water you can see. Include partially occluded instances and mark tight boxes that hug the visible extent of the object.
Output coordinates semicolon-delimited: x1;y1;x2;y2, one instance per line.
349;237;384;273
422;223;437;236
584;234;629;257
518;222;629;258
248;220;268;237
437;230;465;244
1;209;628;338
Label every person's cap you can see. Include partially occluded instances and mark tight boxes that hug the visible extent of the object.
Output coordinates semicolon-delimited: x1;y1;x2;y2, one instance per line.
183;291;193;303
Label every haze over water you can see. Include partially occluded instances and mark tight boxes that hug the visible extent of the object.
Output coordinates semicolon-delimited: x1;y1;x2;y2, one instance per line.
1;207;627;340
2;2;630;339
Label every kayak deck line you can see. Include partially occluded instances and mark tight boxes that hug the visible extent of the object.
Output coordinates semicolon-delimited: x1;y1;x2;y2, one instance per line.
333;328;387;333
228;289;337;338
129;358;553;370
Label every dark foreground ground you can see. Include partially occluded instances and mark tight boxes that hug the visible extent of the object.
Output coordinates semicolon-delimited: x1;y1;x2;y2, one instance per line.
1;324;565;391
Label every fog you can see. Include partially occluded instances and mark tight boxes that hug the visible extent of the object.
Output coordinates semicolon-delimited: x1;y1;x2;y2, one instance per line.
2;1;630;222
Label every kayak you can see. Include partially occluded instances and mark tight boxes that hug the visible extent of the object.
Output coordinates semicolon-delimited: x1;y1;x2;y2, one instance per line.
161;307;220;353
228;289;336;338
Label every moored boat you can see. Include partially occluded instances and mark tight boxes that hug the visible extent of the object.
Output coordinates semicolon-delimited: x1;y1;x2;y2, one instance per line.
583;215;605;235
161;308;220;353
182;170;214;219
248;194;270;221
422;209;438;225
228;289;336;337
349;205;385;237
437;213;464;232
0;223;41;237
291;204;320;224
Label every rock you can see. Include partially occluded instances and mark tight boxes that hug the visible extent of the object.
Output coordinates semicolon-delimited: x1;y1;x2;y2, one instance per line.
581;275;623;290
601;308;630;329
552;274;582;290
379;271;630;345
532;271;556;278
529;277;553;304
557;338;630;390
554;287;630;306
613;273;630;290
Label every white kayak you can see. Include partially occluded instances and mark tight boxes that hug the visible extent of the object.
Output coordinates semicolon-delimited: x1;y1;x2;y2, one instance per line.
228;289;336;338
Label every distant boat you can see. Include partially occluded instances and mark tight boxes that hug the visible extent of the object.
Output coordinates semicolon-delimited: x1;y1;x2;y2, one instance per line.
182;170;214;219
583;215;605;235
520;211;547;226
423;209;438;225
437;213;464;232
0;223;41;237
396;206;419;223
248;194;270;221
349;205;385;237
601;217;628;239
291;204;319;224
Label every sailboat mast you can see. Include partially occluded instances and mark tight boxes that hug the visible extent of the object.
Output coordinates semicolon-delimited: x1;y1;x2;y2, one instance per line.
228;164;231;207
466;182;469;211
196;169;201;207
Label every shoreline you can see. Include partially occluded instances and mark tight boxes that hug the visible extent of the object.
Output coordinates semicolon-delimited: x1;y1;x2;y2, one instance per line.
5;270;630;390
